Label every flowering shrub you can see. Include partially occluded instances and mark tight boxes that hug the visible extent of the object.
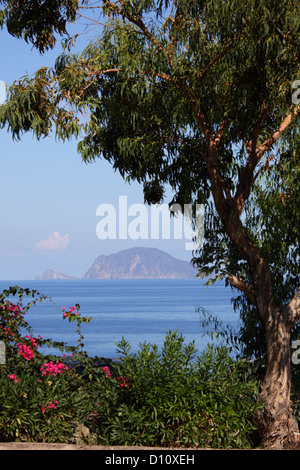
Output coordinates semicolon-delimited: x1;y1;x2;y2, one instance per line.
0;286;261;448
0;286;93;443
40;361;69;377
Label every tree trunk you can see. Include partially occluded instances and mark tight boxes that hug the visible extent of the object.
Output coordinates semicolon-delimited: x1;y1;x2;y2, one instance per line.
200;133;300;450
257;309;299;449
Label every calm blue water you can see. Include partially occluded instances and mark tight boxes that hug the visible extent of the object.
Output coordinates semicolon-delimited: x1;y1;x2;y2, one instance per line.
0;279;240;358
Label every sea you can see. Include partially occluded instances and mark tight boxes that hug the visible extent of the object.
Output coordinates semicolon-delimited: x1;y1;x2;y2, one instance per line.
0;279;240;359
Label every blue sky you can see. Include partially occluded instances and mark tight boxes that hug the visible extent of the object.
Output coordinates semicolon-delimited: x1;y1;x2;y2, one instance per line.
0;23;194;280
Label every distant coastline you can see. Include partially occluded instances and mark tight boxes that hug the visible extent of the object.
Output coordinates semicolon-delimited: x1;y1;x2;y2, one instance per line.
35;247;198;281
34;269;79;281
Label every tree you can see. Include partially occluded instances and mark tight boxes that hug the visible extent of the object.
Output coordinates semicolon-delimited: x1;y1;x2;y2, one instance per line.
0;0;80;52
226;137;300;362
1;0;300;448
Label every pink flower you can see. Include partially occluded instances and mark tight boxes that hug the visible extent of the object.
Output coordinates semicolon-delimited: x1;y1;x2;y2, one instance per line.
117;376;130;389
40;360;69;377
8;374;20;383
42;401;59;412
62;306;79;317
102;366;111;378
17;343;34;361
48;401;58;409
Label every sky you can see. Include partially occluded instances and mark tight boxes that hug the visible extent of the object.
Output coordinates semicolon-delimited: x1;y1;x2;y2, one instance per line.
0;19;196;280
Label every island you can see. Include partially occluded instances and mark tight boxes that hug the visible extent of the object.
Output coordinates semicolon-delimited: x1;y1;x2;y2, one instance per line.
34;270;79;280
35;247;198;280
82;247;197;279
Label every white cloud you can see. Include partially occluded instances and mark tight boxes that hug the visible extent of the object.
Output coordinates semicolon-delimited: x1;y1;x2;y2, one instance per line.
36;232;70;251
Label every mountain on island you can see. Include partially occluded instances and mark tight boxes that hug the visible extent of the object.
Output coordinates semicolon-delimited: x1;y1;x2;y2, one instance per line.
35;248;198;280
34;269;79;280
82;247;197;280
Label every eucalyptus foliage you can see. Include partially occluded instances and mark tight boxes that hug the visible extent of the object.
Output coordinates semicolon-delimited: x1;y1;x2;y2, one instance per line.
0;0;80;52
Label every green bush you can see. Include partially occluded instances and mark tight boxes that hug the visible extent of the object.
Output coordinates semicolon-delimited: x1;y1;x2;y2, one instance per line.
85;331;261;449
0;286;261;448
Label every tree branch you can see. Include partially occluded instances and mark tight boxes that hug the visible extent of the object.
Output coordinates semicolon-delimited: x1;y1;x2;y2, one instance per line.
281;287;300;327
194;108;233;213
256;106;299;158
198;39;234;82
168;5;181;64
215;118;228;147
234;106;299;216
75;68;119;100
227;274;257;305
248;102;269;154
155;72;173;83
102;0;169;60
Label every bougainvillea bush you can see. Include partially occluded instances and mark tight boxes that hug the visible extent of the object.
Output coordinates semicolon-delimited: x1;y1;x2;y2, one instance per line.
0;287;90;442
0;286;261;448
